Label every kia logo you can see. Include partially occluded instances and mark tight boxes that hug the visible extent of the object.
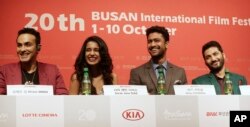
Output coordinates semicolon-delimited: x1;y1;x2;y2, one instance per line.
122;109;144;121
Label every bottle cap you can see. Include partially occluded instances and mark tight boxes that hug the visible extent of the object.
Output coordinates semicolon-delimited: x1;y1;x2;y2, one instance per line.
157;65;164;73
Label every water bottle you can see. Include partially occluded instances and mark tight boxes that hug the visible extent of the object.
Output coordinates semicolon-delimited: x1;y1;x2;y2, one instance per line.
81;67;91;95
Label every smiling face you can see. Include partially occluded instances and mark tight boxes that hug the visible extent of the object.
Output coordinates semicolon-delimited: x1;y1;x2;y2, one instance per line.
16;33;38;64
85;41;101;66
204;47;225;73
147;32;168;59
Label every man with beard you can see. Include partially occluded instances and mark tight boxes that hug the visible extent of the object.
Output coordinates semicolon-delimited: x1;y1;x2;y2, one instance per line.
0;28;68;95
192;41;247;95
129;25;187;95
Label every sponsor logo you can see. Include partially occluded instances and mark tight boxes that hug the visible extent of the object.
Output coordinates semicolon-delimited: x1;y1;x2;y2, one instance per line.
22;113;58;118
122;109;144;121
0;113;8;122
78;109;96;121
206;112;218;117
206;111;229;117
164;110;192;120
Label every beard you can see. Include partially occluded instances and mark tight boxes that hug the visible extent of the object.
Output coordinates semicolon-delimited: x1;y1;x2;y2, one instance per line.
206;57;225;74
148;46;166;62
151;51;165;61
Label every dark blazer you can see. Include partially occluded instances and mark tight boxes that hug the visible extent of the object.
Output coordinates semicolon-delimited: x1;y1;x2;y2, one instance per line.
0;62;69;95
129;60;187;95
192;72;247;95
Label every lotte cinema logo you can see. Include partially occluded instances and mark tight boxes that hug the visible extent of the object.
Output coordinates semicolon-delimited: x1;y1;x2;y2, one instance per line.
122;109;144;121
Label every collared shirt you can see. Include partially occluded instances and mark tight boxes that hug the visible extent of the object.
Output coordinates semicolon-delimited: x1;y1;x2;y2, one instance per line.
214;74;225;94
152;60;168;78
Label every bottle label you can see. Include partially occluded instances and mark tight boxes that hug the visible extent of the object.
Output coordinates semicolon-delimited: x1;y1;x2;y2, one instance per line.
224;82;233;95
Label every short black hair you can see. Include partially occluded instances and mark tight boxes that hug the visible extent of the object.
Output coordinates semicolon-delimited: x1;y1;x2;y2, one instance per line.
17;27;41;45
202;40;223;58
146;25;169;42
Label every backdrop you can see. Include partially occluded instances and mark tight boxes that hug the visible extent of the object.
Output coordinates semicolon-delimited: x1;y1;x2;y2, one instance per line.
1;0;250;88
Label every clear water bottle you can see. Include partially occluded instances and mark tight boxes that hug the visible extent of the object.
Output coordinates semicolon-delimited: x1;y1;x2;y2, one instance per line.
81;67;91;95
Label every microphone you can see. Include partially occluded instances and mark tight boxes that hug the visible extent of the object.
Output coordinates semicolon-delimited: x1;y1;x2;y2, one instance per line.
174;80;182;85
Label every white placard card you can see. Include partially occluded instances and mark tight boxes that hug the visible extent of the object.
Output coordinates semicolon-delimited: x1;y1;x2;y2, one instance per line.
174;85;216;95
239;85;250;95
7;85;53;96
103;85;148;95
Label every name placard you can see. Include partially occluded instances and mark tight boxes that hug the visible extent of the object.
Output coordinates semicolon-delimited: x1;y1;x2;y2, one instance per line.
103;85;148;95
239;85;250;95
174;85;216;95
7;85;53;96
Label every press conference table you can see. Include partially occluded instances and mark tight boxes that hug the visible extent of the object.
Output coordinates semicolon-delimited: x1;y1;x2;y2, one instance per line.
0;95;249;127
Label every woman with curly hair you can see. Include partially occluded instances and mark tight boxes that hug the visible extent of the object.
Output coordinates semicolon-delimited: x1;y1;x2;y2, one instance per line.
69;36;117;95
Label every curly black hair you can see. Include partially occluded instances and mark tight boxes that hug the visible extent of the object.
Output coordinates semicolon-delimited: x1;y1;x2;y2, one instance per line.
74;36;113;93
146;25;169;42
